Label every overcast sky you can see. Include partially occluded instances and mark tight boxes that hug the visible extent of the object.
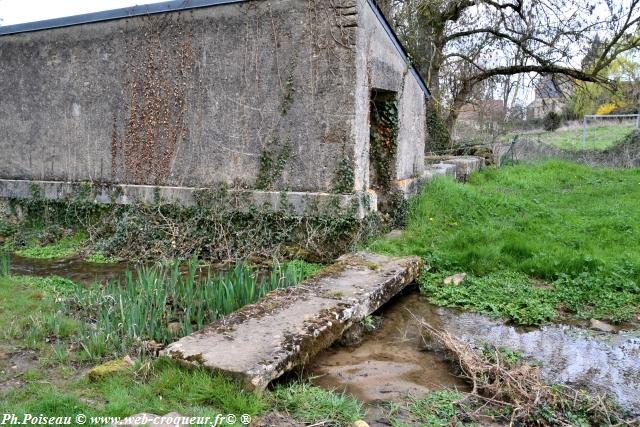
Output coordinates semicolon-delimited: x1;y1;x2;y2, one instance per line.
0;0;166;25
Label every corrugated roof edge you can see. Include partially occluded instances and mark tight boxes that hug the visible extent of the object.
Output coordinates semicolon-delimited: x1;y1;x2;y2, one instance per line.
366;0;431;98
0;0;430;98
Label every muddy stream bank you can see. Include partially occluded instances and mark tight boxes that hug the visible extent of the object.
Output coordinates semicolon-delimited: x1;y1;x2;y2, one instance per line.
309;292;640;415
6;256;640;414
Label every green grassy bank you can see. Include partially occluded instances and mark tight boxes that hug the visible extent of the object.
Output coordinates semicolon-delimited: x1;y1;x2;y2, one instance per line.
371;161;640;325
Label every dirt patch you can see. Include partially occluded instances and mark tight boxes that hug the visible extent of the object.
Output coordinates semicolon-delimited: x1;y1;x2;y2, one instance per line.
0;346;38;392
253;411;302;427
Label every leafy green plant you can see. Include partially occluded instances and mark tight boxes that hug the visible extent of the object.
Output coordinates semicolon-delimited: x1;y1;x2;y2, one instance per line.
279;59;297;116
360;315;375;329
256;136;291;190
405;391;465;427
85;252;121;264
370;97;399;190
420;271;557;325
332;149;355;194
15;232;85;259
419;268;640;325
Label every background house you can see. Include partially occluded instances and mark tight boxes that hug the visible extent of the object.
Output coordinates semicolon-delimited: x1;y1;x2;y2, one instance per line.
527;77;569;120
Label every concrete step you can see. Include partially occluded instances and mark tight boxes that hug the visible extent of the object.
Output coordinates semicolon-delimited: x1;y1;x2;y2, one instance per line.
162;252;422;392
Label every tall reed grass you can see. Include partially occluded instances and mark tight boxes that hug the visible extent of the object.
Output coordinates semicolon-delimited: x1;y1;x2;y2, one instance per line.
65;258;319;357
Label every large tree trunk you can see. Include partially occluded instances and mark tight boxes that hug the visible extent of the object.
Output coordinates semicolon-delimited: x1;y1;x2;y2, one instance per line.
445;83;473;144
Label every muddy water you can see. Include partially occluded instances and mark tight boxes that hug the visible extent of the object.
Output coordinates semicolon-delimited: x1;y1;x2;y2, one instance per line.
311;292;640;414
9;255;129;285
309;292;469;402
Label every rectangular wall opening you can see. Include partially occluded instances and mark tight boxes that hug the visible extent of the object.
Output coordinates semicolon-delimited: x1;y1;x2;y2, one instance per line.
369;89;399;212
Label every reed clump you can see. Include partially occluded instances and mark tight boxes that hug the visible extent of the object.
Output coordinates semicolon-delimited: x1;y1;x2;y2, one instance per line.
63;258;320;358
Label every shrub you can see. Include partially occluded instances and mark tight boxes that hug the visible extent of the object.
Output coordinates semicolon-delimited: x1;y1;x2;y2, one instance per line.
543;111;562;131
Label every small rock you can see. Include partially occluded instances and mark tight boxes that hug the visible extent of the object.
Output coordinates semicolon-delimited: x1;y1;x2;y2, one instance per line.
353;421;369;427
589;319;618;333
443;273;466;285
339;323;365;347
87;359;133;382
123;355;134;366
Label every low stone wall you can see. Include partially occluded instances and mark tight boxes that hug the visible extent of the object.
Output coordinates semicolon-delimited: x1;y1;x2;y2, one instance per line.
0;179;375;219
397;155;484;196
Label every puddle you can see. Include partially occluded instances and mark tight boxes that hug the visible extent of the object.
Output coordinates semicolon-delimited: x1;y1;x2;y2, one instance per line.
9;255;129;285
309;292;469;402
311;292;640;414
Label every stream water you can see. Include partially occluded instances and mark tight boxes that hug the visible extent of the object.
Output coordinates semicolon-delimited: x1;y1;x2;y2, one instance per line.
310;292;640;414
7;256;640;414
9;254;130;284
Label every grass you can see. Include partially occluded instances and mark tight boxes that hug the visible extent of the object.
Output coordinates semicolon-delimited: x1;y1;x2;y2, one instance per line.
370;161;640;324
271;382;363;424
0;358;266;423
504;123;636;151
401;391;466;427
0;252;8;276
0;258;350;425
15;232;85;259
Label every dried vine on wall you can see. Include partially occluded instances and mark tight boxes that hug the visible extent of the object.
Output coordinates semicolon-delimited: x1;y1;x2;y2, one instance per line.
111;17;197;185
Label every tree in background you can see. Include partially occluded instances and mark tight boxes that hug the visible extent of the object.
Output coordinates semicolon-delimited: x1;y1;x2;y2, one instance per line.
568;54;640;117
375;0;640;147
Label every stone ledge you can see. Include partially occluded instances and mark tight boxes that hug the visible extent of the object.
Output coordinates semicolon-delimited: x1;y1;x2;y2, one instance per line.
442;156;485;181
161;252;422;392
0;179;375;219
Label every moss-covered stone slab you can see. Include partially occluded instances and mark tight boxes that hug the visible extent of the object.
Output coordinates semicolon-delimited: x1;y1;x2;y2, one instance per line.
87;358;132;382
162;252;422;392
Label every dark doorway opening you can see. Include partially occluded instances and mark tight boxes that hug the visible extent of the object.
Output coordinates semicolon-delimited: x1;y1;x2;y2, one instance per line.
369;89;399;213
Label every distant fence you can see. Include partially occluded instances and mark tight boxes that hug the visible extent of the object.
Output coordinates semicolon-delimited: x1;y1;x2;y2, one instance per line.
499;131;640;168
581;114;640;149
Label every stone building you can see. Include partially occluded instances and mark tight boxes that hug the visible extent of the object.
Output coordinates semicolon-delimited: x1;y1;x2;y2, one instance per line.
527;77;568;120
0;0;429;217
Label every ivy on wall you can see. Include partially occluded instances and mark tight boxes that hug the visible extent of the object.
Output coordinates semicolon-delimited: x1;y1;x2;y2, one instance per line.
256;137;292;191
370;96;399;191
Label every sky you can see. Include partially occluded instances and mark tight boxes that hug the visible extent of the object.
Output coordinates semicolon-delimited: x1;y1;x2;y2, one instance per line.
0;0;166;25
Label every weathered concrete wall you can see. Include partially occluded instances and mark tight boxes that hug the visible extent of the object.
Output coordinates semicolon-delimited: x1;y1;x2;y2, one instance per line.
0;178;375;218
0;0;358;192
353;0;426;194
